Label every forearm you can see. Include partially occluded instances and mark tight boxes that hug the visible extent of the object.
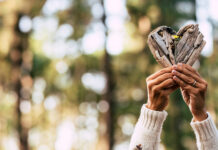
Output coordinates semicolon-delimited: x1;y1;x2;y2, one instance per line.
129;104;167;150
191;113;218;150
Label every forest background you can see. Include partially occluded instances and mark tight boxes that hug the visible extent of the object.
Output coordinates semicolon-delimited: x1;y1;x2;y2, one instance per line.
0;0;218;150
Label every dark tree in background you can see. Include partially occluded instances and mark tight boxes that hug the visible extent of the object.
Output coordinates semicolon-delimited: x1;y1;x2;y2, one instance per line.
1;1;45;149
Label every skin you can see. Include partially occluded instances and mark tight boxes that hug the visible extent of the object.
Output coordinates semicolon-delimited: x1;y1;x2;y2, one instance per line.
146;67;178;111
146;63;208;122
172;63;208;121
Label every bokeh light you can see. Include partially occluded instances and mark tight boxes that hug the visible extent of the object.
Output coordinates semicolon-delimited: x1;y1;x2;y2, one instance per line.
19;16;32;33
0;0;218;150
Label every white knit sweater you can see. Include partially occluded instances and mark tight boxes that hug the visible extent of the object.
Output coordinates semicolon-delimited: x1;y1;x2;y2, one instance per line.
129;104;218;150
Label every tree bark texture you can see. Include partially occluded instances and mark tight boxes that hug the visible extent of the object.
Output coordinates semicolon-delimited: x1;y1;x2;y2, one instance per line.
147;24;206;67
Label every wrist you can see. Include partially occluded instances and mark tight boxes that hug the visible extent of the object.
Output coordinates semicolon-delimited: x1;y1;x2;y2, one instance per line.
146;103;165;111
192;110;208;122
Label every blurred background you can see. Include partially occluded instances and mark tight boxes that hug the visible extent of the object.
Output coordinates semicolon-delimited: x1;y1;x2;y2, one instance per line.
0;0;218;150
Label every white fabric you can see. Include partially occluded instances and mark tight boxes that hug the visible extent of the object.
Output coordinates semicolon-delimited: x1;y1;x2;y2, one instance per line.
129;104;218;150
191;113;218;150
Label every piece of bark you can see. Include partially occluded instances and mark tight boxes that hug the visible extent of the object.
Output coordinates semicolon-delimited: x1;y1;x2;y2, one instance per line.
175;30;191;59
177;24;194;36
187;40;206;66
148;36;171;67
182;47;195;64
147;37;165;66
148;35;164;57
194;33;204;48
147;24;205;67
176;25;199;63
151;32;169;55
176;25;199;62
183;32;204;64
163;30;175;64
155;50;172;67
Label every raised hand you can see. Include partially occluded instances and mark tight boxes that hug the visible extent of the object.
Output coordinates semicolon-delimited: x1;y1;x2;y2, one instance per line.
172;63;208;121
146;67;178;111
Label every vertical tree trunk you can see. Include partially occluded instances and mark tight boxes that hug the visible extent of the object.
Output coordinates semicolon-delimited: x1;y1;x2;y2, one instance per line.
10;13;32;150
6;1;46;148
103;52;115;150
101;0;116;149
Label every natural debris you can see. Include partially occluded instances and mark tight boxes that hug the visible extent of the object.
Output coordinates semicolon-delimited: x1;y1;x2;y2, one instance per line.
147;24;206;67
134;144;142;150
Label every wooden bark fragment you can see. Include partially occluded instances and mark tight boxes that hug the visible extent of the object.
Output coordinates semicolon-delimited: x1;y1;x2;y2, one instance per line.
187;40;206;66
182;31;204;64
177;24;194;36
176;25;199;63
148;36;171;67
162;55;172;67
147;37;164;66
194;33;204;47
148;36;163;57
183;47;195;63
155;50;172;67
163;30;175;64
147;24;206;67
175;30;191;59
151;32;169;55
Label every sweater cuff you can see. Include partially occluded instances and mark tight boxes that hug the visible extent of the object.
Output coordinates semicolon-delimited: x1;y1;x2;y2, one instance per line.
191;112;217;141
137;104;168;132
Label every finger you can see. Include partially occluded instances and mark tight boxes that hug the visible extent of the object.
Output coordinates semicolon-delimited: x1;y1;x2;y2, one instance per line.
172;76;196;92
146;67;172;81
176;63;208;87
183;63;208;88
182;64;208;86
179;63;200;76
152;78;176;92
148;73;173;87
162;85;179;95
173;64;204;84
172;70;204;89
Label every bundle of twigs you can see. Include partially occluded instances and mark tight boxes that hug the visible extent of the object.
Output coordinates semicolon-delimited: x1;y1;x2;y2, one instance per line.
147;24;206;67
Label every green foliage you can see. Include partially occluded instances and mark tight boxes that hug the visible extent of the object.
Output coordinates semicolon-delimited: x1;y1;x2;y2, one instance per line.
31;53;50;77
58;0;92;39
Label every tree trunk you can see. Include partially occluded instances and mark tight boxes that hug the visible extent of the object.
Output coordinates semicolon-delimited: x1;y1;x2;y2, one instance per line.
103;51;115;150
101;0;116;149
10;13;32;150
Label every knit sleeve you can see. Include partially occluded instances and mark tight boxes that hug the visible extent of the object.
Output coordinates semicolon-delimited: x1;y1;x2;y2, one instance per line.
190;112;218;150
129;104;167;150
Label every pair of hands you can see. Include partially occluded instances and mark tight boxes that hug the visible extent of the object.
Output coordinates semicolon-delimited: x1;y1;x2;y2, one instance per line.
146;63;208;121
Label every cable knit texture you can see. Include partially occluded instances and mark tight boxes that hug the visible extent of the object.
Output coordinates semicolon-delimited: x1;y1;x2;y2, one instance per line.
191;113;218;150
129;104;218;150
129;104;168;150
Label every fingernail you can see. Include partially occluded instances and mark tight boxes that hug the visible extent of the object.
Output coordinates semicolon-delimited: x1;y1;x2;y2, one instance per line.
172;70;176;74
173;76;177;79
178;63;182;66
172;65;177;69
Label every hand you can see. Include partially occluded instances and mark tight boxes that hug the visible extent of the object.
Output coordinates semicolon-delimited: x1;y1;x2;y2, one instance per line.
146;67;178;111
172;63;208;121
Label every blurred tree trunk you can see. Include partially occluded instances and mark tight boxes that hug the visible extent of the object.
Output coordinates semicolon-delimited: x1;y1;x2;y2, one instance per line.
6;1;46;149
9;13;31;150
101;0;116;149
103;51;115;150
